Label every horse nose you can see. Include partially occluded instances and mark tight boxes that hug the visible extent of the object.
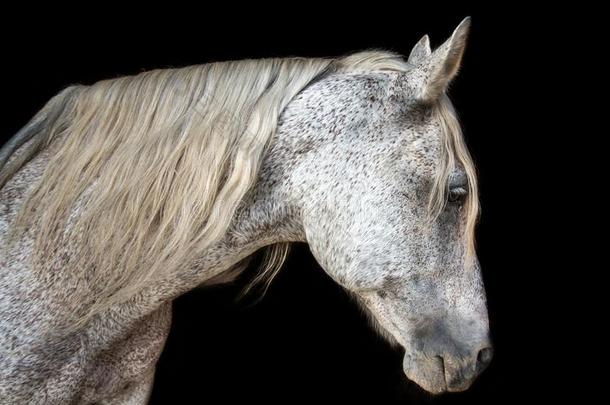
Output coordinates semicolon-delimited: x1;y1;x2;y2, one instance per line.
477;346;493;369
443;343;493;392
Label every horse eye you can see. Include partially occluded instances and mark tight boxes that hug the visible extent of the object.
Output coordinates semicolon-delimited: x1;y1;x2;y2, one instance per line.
448;186;467;204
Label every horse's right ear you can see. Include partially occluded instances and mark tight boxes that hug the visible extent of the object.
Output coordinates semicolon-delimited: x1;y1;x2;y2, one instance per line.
408;17;471;103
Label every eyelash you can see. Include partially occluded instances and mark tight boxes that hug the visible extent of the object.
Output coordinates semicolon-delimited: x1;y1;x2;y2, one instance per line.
447;186;467;204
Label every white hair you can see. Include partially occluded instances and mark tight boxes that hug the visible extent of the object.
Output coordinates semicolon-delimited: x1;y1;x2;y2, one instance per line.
0;51;478;328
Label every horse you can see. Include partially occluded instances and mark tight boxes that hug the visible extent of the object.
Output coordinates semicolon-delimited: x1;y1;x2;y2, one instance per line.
0;18;491;404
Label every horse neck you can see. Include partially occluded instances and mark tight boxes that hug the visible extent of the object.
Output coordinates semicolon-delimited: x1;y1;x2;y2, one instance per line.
120;134;307;318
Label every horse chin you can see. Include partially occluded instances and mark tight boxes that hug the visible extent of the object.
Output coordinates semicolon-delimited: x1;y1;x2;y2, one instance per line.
402;353;448;395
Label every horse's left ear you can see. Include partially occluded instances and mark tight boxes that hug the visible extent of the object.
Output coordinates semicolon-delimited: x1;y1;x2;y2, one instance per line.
411;17;470;103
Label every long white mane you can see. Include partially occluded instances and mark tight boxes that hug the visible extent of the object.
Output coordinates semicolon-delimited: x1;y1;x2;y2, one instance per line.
0;51;477;328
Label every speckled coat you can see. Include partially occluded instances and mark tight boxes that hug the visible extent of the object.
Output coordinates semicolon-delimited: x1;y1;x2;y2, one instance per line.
0;19;491;403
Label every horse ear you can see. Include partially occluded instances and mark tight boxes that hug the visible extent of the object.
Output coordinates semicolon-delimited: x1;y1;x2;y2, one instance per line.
408;34;431;65
412;17;471;103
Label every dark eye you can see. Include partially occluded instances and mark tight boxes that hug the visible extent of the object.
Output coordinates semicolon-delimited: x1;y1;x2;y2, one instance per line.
448;186;467;204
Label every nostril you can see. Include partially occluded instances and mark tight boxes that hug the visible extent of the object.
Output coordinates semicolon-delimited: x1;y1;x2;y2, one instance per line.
477;347;493;367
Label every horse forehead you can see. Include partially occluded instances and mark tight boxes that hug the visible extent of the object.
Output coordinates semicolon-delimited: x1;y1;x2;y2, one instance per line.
402;122;443;167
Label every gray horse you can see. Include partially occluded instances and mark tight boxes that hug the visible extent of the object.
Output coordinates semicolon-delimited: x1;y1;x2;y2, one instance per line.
0;18;491;403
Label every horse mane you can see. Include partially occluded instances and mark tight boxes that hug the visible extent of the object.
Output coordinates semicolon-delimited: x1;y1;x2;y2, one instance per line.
0;50;478;328
430;95;479;259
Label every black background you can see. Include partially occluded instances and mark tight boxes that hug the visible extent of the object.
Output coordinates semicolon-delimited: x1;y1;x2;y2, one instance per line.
0;4;580;404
